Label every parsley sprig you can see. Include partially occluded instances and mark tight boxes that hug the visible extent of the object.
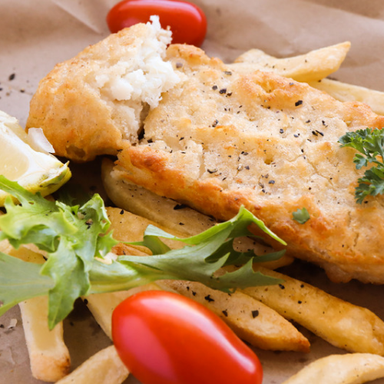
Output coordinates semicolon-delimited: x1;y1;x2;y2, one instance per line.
0;176;285;329
339;128;384;203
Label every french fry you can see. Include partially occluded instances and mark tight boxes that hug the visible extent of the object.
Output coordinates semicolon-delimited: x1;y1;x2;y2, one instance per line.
2;244;72;381
308;78;384;115
158;280;310;352
84;283;164;339
282;353;384;384
55;345;129;384
228;43;384;115
229;42;351;82
240;266;384;355
102;159;294;269
102;158;215;237
86;279;310;353
19;297;70;382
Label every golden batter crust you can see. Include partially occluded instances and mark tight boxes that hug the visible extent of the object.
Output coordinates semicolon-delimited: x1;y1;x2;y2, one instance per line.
26;25;384;283
116;45;384;283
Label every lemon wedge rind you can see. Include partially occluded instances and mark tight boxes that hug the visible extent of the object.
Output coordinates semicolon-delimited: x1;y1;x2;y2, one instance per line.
0;111;71;206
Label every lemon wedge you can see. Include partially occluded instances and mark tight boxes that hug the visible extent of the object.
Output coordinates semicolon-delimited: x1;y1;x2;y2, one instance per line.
0;111;71;205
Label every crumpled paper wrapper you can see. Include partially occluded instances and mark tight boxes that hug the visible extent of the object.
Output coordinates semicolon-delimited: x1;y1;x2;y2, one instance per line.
1;0;384;383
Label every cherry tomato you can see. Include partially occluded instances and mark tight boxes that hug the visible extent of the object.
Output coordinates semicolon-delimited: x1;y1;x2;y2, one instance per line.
106;0;207;47
112;290;263;384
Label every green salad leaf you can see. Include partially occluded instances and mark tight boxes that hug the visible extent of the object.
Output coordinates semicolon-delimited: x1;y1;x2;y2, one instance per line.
0;176;285;329
339;127;384;203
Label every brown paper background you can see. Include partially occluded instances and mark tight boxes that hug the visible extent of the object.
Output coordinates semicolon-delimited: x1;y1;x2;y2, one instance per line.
1;1;384;383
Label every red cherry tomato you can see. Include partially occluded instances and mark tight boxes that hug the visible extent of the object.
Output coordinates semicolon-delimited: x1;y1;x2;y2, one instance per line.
112;290;263;384
106;0;207;47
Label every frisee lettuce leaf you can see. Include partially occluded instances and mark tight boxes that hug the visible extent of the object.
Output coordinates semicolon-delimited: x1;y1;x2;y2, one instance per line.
0;176;285;329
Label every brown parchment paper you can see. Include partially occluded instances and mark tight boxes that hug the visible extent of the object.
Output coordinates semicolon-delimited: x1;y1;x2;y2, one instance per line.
1;0;384;383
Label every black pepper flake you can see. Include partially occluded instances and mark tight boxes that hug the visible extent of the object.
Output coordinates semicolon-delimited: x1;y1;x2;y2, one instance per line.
179;137;185;141
224;71;232;76
174;204;187;210
0;324;4;328
295;100;303;107
279;129;284;134
175;62;183;68
241;151;249;155
300;284;304;288
222;310;228;317
179;222;185;226
186;286;190;291
294;134;299;138
245;165;250;170
212;85;218;90
212;119;219;127
226;92;232;97
289;82;294;86
298;300;302;304
251;310;259;318
120;209;124;215
204;295;214;302
322;120;327;126
312;130;318;136
316;130;324;136
268;180;275;184
83;299;88;305
305;120;311;123
219;88;227;94
279;284;285;289
43;256;48;261
8;73;15;81
192;291;197;296
207;168;218;174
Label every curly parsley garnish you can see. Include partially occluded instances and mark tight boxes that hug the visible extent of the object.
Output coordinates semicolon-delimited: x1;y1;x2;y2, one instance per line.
0;176;285;329
339;128;384;204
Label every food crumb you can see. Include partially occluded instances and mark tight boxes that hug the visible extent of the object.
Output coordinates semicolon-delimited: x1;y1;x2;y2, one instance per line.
8;319;17;329
251;310;259;318
204;295;214;302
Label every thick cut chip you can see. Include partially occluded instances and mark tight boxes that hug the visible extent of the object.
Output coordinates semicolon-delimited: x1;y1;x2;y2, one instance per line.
4;244;70;382
230;42;350;82
282;353;384;384
19;297;70;382
241;267;384;355
308;78;384;115
85;283;163;339
158;280;310;352
55;345;129;384
0;111;71;206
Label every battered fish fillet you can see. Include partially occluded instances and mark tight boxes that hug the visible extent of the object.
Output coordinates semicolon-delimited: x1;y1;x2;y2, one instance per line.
27;22;384;283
